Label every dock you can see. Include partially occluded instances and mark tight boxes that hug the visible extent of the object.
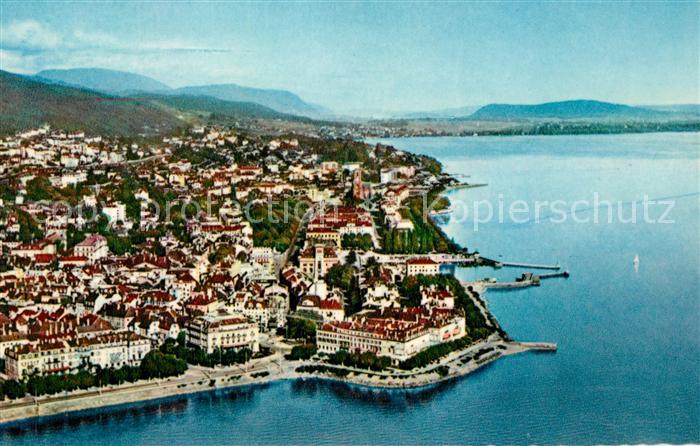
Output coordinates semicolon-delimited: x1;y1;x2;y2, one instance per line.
500;261;561;270
539;271;570;280
484;280;535;289
462;270;569;291
513;342;558;351
477;257;560;270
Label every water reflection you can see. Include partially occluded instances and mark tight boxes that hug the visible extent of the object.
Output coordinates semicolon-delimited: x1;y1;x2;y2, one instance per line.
0;397;190;439
290;377;462;410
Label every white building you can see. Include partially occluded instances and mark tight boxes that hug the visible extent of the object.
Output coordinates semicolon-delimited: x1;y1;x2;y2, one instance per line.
316;309;466;364
406;258;440;276
185;313;259;354
74;234;109;262
4;332;151;379
102;202;127;223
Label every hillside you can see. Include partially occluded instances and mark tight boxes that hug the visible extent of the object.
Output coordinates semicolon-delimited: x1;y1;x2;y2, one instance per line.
173;84;329;118
35;68;172;95
32;68;329;118
0;70;313;136
0;70;183;136
468;100;667;121
645;104;700;116
397;105;481;119
146;94;308;122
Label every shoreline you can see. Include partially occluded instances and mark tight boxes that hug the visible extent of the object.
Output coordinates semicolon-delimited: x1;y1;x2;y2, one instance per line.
363;128;700;139
0;152;557;427
0;339;555;426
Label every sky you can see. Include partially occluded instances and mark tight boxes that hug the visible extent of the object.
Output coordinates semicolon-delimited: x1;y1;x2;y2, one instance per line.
1;1;698;115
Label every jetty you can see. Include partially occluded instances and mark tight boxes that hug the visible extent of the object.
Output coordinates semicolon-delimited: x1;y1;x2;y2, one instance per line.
462;270;569;291
478;257;561;270
500;261;561;270
539;271;570;280
444;182;488;192
513;342;558;351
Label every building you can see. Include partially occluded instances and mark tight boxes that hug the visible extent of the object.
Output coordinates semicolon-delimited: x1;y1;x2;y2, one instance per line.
185;313;259;354
352;169;370;201
299;244;340;278
4;331;151;379
297;294;345;322
306;227;341;247
406;258;440;276
102;202;127;223
251;247;276;274
316;308;466;364
420;285;455;309
10;239;56;259
74;234;109;262
308;206;374;239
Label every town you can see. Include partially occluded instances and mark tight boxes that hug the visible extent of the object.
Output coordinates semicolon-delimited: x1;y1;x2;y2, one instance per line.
0;125;535;420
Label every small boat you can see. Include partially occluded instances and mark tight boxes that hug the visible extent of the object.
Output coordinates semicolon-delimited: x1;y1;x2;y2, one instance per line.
633;254;640;272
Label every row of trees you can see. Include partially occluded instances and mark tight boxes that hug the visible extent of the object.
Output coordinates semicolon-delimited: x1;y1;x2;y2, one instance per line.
380;191;459;254
0;351;187;401
159;332;253;367
398;335;473;370
327;349;391;371
341;233;373;251
285;344;317;360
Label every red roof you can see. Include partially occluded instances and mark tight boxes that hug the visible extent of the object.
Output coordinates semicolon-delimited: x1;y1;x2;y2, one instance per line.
59;255;88;262
34;254;55;264
407;257;438;265
320;299;343;310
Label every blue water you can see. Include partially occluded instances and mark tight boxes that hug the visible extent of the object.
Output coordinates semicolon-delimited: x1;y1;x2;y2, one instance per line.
3;133;699;444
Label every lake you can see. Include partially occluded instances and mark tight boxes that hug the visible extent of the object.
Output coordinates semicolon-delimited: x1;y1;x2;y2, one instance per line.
2;133;699;444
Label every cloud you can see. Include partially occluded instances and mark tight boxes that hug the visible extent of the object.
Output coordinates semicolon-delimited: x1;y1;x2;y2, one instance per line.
1;19;233;56
0;19;237;83
2;20;61;51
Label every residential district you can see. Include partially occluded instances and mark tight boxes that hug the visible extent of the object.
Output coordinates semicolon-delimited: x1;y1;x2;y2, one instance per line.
0;125;542;420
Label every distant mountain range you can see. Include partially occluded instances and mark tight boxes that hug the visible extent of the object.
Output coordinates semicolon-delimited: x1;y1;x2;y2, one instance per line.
386;100;699;122
466;100;675;121
0;70;304;135
34;68;327;118
171;84;329;118
395;106;481;120
644;104;700;115
3;67;698;136
1;70;181;136
36;68;172;95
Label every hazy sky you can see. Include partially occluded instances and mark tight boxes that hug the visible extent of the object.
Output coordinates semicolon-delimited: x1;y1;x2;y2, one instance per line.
1;1;698;115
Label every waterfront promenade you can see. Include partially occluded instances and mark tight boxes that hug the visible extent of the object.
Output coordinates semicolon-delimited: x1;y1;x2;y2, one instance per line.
0;336;556;425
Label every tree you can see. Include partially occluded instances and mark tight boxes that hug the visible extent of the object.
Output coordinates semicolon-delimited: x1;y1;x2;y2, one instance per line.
140;351;187;380
286;316;317;343
285;344;317;360
346;250;357;266
2;380;26;399
325;264;354;291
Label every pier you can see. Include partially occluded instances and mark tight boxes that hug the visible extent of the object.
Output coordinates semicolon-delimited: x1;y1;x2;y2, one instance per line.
539;271;570;280
461;270;569;291
500;261;561;270
513;342;558;351
478;257;561;270
484;280;535;289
